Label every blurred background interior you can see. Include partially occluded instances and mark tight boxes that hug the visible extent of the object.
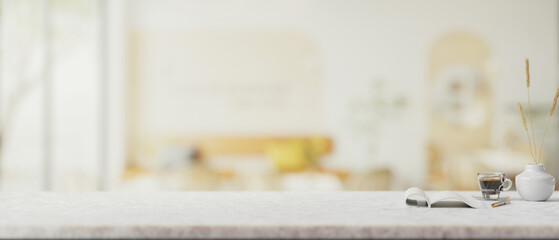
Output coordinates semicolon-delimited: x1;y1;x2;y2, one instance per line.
0;0;558;191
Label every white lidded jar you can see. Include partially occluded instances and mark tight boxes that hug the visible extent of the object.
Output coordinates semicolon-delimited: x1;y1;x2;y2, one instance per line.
516;164;555;201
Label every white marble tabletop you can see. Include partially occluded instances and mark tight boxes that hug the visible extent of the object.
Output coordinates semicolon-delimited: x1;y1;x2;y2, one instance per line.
0;191;558;239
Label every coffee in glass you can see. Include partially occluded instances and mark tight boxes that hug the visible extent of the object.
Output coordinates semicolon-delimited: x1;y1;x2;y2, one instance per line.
477;172;512;200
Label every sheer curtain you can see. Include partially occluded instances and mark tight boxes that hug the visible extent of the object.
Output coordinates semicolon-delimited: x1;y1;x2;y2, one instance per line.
0;0;122;191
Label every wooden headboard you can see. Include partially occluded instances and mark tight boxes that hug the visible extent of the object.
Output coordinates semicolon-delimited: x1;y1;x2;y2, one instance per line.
166;136;333;160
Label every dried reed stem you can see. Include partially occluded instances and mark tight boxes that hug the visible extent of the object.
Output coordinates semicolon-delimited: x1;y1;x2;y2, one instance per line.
537;88;559;163
525;59;530;87
518;102;536;161
525;59;537;164
551;89;559;116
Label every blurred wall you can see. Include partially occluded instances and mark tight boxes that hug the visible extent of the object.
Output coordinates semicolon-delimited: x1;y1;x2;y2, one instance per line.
0;0;557;191
125;0;558;189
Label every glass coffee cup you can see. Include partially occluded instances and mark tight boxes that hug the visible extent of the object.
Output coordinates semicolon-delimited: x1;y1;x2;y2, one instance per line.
477;172;512;200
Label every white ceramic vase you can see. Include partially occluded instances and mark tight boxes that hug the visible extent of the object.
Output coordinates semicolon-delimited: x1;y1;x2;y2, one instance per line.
515;164;555;201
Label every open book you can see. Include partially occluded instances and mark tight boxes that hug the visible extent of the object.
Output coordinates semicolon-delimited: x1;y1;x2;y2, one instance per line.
405;187;484;209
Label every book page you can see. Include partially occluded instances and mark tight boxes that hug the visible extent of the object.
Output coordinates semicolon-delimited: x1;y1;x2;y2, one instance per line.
428;191;484;209
405;187;429;207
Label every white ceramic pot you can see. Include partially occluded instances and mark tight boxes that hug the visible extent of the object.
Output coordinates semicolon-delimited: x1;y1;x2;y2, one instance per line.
516;164;555;201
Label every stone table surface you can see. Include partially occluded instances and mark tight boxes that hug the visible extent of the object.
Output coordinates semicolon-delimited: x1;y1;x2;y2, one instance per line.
0;191;558;239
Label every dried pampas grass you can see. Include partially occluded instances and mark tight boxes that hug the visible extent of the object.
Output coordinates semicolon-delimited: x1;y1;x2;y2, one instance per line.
525;58;530;88
525;59;537;163
517;102;528;131
550;89;559;116
519;59;559;164
518;102;534;160
537;88;559;163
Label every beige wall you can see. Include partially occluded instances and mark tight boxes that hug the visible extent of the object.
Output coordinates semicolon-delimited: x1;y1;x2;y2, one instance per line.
125;0;557;189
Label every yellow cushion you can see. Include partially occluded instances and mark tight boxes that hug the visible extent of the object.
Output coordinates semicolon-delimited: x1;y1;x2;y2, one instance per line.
267;140;309;171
